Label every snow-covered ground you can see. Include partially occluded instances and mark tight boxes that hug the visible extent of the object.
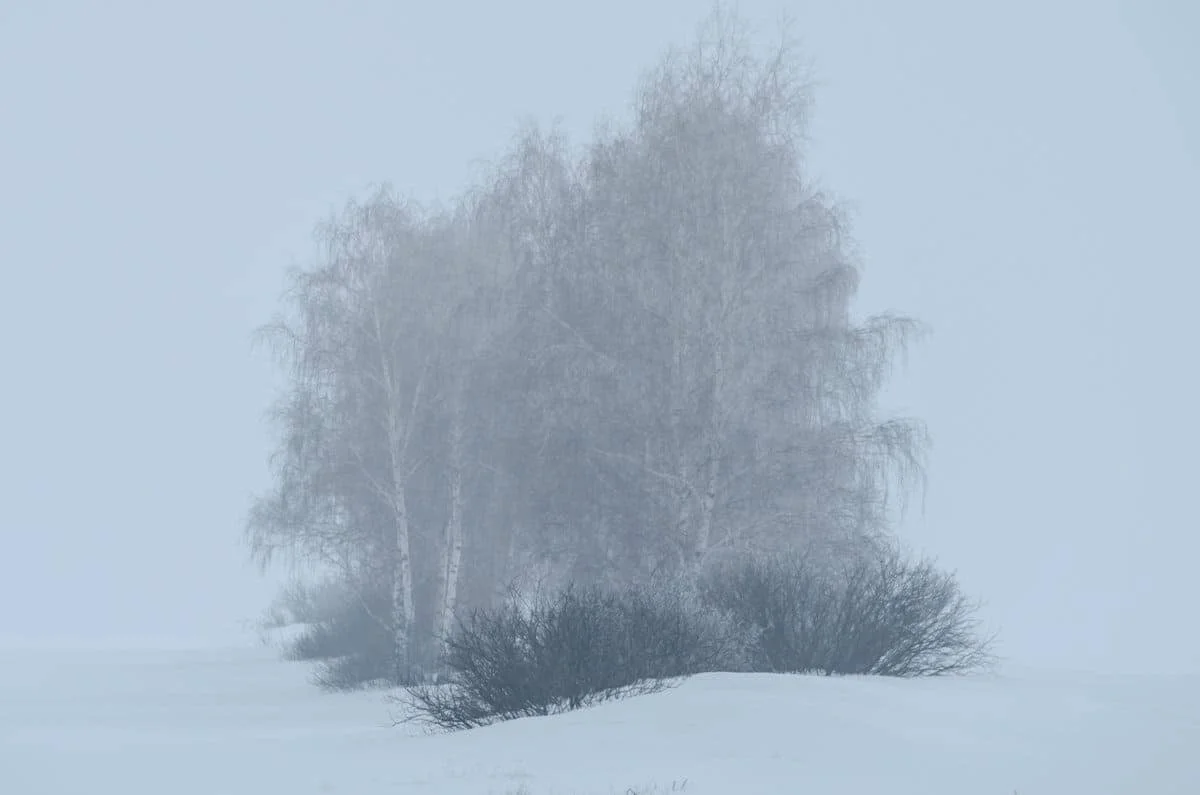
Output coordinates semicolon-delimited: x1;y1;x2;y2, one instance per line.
2;637;1197;794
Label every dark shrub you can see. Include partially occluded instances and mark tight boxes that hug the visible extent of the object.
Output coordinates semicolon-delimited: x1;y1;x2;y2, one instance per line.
700;546;993;677
403;581;747;730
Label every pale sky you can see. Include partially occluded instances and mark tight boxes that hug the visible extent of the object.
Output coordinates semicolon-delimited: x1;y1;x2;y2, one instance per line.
1;0;1196;674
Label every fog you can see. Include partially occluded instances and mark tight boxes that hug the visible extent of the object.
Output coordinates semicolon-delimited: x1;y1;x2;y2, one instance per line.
1;0;1195;674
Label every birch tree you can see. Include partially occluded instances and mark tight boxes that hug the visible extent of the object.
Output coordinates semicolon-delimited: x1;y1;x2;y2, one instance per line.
426;181;538;649
249;189;462;680
521;9;926;575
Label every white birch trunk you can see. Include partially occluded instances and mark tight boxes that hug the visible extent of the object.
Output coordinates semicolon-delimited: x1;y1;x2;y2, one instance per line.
670;322;692;569
386;382;415;677
695;317;725;567
380;314;420;680
674;481;694;570
389;485;414;676
438;396;465;647
695;448;719;566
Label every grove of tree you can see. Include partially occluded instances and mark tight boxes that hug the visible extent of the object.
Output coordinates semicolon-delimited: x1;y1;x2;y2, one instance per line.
247;8;927;684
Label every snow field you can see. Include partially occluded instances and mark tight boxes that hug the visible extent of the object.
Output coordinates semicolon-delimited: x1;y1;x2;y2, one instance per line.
2;639;1197;794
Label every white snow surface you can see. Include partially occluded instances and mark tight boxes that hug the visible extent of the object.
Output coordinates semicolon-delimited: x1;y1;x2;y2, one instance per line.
2;637;1197;794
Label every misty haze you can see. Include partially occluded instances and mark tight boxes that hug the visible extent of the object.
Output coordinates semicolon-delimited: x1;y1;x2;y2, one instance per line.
2;2;1197;793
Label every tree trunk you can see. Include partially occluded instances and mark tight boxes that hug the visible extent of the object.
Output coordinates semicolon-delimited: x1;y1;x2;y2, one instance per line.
390;485;414;681
383;355;421;683
695;450;719;567
439;398;466;648
695;341;724;566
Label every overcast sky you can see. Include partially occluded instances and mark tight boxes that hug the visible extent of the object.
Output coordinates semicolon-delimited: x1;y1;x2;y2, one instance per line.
1;0;1195;673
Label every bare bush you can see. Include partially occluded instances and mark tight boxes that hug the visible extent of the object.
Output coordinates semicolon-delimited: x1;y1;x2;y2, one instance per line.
700;547;993;676
402;583;747;730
